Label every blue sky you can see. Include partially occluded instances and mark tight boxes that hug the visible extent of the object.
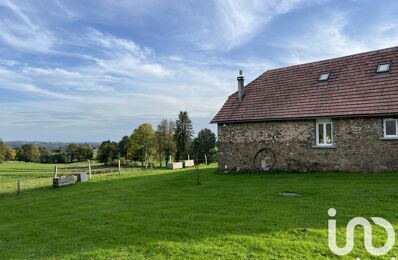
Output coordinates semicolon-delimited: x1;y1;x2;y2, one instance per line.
1;0;398;142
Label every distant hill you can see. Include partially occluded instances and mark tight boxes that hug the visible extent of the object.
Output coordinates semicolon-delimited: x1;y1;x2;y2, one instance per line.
5;141;100;149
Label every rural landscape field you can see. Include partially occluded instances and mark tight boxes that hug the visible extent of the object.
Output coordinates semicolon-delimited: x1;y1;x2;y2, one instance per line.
2;1;398;259
1;161;397;259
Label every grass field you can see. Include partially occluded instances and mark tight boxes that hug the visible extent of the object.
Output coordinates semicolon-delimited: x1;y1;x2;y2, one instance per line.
0;161;126;193
1;162;398;259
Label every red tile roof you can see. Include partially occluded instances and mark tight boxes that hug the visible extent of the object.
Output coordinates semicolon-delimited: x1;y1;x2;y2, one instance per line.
211;46;398;123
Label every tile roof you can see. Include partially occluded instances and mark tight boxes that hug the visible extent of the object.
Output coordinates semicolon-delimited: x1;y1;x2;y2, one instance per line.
211;46;398;123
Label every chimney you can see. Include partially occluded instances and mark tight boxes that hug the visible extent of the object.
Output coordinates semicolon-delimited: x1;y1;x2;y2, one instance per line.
237;70;245;101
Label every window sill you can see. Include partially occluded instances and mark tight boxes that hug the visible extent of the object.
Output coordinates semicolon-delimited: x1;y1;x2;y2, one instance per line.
380;137;398;140
312;145;336;149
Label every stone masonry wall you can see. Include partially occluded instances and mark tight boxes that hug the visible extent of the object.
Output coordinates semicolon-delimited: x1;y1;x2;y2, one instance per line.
217;117;398;172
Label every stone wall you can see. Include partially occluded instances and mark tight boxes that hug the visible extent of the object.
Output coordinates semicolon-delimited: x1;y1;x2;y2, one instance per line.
217;117;398;172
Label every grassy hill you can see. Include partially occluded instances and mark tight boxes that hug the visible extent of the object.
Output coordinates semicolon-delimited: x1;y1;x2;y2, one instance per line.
0;162;397;259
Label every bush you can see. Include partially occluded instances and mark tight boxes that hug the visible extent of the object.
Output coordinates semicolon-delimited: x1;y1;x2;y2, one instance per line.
97;141;118;165
16;144;40;163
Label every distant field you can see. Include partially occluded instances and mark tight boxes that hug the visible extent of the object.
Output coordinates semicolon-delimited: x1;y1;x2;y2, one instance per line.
1;162;398;259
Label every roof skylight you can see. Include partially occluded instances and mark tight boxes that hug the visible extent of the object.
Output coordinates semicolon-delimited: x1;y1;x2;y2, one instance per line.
319;72;330;81
377;63;390;73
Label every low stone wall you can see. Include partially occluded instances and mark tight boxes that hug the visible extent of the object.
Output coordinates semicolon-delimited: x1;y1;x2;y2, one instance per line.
217;117;398;172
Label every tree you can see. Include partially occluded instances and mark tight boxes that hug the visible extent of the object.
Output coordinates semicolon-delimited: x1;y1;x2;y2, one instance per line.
192;128;217;163
129;123;155;167
67;144;79;162
52;150;68;163
174;111;193;160
0;140;15;162
16;144;40;163
0;140;8;162
5;146;16;161
97;141;118;165
77;145;93;161
118;136;130;159
155;120;177;167
39;147;52;163
65;144;93;162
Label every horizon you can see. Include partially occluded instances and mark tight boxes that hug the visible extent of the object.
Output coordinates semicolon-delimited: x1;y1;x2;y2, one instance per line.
4;140;100;144
1;0;398;142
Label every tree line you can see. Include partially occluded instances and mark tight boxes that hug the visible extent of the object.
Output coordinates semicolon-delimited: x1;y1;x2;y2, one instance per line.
0;140;94;164
0;111;217;166
97;111;217;166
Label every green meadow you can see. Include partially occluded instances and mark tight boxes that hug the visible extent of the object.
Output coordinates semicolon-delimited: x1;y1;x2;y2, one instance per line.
0;162;397;259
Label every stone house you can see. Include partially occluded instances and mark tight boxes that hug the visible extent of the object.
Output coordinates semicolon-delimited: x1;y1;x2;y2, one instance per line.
211;46;398;172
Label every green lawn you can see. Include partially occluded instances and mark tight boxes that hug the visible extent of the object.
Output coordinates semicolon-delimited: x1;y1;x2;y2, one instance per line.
0;162;397;259
0;161;126;193
0;160;104;177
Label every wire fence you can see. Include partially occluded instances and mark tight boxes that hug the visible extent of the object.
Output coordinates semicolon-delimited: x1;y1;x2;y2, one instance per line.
0;164;127;195
0;159;207;195
0;175;53;194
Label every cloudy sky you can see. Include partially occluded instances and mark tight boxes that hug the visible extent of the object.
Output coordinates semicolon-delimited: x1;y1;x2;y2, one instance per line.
1;0;398;142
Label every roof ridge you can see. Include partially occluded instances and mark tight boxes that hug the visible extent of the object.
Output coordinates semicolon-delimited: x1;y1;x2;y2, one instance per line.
267;45;398;72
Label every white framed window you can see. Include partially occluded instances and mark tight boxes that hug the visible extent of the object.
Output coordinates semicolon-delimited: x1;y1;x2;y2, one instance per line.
383;119;398;138
316;119;334;146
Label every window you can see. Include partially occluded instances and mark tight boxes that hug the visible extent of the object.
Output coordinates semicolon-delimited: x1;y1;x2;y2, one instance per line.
316;120;333;146
383;119;398;138
319;72;330;81
377;63;390;73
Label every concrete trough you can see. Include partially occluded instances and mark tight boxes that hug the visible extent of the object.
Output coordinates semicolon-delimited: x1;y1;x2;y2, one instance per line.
75;172;88;182
167;162;183;170
180;160;195;168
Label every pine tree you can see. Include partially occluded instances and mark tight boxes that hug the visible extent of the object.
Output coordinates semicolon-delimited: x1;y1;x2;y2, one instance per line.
174;111;193;160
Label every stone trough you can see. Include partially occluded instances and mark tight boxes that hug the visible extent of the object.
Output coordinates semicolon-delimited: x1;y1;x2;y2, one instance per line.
75;172;88;182
53;175;75;187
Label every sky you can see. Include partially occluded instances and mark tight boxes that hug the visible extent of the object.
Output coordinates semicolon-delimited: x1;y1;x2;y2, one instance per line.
1;0;398;142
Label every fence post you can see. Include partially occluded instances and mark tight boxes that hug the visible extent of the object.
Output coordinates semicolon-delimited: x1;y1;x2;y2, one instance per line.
88;160;92;179
118;159;121;175
17;176;21;194
204;154;208;165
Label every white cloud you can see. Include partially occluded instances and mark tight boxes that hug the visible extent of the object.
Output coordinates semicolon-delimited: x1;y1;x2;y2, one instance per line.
0;24;238;140
194;0;318;51
0;67;81;100
80;29;170;78
0;0;37;29
277;10;398;65
20;67;116;92
0;0;57;53
278;13;362;64
0;1;290;141
85;29;150;57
